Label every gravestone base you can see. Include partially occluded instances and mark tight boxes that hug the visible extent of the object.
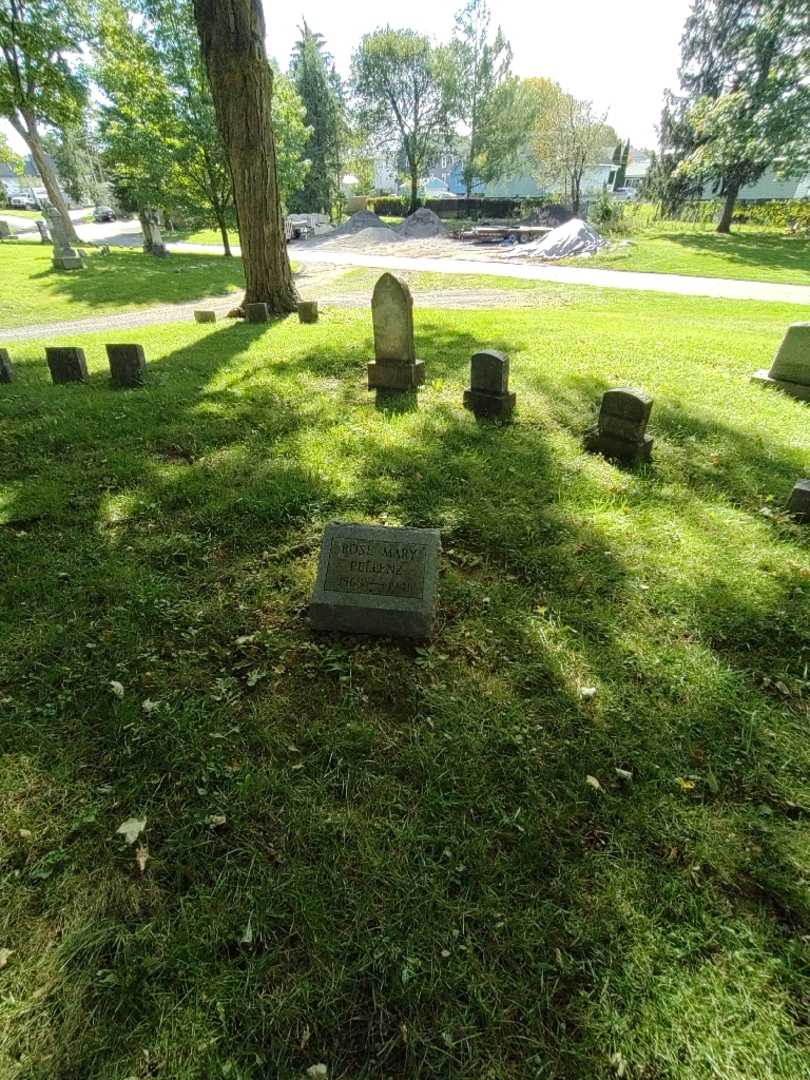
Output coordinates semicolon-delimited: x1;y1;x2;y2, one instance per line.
787;479;810;522
46;346;88;384
106;344;146;388
310;522;440;640
298;301;319;324
0;349;14;383
245;302;270;323
194;310;216;323
53;255;84;271
585;429;653;465
751;369;810;402
367;358;425;391
463;387;516;420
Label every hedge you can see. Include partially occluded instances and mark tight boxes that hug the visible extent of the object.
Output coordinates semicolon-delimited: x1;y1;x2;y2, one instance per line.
369;195;549;220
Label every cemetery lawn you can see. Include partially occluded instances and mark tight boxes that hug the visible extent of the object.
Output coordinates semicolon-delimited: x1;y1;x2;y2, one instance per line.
0;242;244;329
2;288;809;1079
568;225;810;286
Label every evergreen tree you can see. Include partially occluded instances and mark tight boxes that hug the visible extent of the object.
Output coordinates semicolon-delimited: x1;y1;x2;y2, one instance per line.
289;20;343;215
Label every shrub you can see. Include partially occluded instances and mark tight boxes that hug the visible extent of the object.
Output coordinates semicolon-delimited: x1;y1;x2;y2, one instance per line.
732;199;810;232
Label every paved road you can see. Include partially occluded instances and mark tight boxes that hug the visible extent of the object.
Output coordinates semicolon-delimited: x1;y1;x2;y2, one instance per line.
6;213;809;306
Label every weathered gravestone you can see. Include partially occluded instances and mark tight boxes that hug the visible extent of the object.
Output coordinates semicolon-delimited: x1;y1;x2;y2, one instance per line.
46;346;88;384
787;479;810;522
44;209;83;271
752;323;810;402
585;387;653;465
194;310;216;323
106;344;147;388
0;348;14;383
35;220;51;244
310;522;441;639
0;221;11;239
245;302;270;323
367;274;425;391
298;301;319;324
463;349;516;420
142;211;168;257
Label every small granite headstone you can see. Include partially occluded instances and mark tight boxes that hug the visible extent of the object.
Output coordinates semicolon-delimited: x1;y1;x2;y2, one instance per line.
298;300;319;324
245;302;270;323
463;349;516;420
367;274;425;391
752;323;810;401
585;387;653;465
194;310;216;323
35;220;51;244
310;522;441;639
0;221;11;239
106;343;146;388
787;479;810;522
0;348;14;383
46;346;88;384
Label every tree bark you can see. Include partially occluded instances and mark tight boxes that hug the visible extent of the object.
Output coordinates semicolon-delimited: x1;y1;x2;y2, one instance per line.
192;0;297;313
12;110;82;246
716;180;740;234
409;166;419;216
139;210;154;253
216;211;233;257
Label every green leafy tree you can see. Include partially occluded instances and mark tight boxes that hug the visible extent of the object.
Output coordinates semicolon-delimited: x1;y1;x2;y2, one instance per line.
289;19;343;215
448;0;533;198
351;27;453;215
42;111;106;204
0;127;22;169
0;0;88;242
670;0;810;233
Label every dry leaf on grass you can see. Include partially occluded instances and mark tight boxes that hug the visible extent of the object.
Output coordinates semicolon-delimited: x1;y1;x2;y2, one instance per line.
116;817;147;844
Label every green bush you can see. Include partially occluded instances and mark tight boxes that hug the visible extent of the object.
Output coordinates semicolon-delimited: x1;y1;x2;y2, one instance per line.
732;199;810;231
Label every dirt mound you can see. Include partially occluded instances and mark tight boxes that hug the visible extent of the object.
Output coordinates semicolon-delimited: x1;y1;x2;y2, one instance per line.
506;218;606;260
332;226;402;246
398;208;447;239
332;210;389;237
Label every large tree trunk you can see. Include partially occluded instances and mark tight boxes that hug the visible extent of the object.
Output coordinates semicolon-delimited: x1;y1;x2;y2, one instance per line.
11;110;82;246
192;0;297;313
716;180;740;234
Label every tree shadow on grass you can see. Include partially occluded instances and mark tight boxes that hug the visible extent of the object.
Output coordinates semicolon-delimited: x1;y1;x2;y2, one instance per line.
1;316;809;1078
663;230;810;277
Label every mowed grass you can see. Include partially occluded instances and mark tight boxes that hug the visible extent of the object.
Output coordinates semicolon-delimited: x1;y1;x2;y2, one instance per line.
569;224;810;286
1;287;809;1079
0;242;244;329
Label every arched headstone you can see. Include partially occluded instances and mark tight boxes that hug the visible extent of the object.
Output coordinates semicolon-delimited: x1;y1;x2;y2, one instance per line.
367;273;424;391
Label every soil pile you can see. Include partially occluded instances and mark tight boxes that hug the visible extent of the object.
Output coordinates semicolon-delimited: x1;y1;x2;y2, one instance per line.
331;210;389;236
333;226;403;246
398;208;447;239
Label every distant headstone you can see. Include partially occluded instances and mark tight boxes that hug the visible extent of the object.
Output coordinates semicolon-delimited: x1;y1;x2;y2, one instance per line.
245;302;270;323
0;221;11;239
35;220;51;244
787;479;810;522
367;273;425;391
99;245;111;256
310;522;441;639
0;348;14;383
752;323;810;401
194;310;216;323
298;300;319;324
106;343;146;388
585;387;653;465
46;346;88;384
44;208;84;271
463;349;516;420
142;211;168;257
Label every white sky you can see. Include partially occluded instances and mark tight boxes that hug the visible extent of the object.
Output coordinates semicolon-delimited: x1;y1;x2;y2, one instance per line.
3;0;691;156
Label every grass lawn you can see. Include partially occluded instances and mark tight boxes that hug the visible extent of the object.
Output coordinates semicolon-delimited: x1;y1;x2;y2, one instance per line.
165;226;242;248
1;287;809;1079
570;224;810;286
1;209;44;220
0;243;244;329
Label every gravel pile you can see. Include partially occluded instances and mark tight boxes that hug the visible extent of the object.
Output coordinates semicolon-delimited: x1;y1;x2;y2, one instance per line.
506;218;606;260
331;210;389;236
398;208;447;239
333;226;402;246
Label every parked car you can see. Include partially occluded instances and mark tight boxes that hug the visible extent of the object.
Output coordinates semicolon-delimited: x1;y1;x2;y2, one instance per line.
93;205;117;222
612;187;639;202
9;195;38;210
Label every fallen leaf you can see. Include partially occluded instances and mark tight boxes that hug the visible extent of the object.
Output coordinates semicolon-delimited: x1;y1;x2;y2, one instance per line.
18;829;32;840
109;681;125;699
116;817;146;844
240;917;253;945
585;775;603;792
141;699;159;714
676;777;696;792
0;948;13;969
615;768;633;782
135;845;149;873
774;681;791;697
206;814;227;828
580;686;597;701
306;1066;328;1079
